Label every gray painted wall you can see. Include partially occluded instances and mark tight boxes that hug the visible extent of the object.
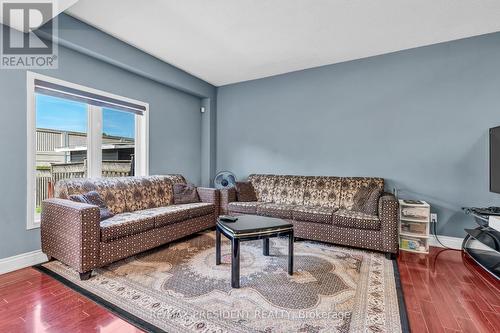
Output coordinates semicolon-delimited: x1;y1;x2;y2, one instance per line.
217;32;500;238
0;20;211;259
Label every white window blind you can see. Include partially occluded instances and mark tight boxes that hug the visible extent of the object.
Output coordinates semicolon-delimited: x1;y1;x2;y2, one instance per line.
34;79;146;115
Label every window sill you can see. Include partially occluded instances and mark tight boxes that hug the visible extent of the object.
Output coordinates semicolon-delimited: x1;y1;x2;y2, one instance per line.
27;217;41;230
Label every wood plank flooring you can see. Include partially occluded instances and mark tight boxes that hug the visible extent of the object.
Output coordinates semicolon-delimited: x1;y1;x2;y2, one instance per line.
398;247;500;333
0;268;142;332
0;247;498;332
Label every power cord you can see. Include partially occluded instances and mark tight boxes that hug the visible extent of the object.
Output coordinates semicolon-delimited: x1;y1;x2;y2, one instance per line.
431;217;460;251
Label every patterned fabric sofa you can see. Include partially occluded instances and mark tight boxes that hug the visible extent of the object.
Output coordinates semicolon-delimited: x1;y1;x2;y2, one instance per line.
220;174;399;257
41;175;219;280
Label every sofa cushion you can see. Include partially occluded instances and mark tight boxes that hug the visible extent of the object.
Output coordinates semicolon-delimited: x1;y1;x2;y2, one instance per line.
177;202;215;218
351;183;382;215
292;205;336;224
303;176;342;209
148;176;173;208
257;203;295;219
332;209;381;230
55;177;128;214
339;177;384;210
248;174;277;203
69;191;114;221
173;183;200;204
123;177;157;212
100;211;155;242
272;175;306;205
140;205;192;228
87;179;128;215
235;182;257;202
228;201;259;214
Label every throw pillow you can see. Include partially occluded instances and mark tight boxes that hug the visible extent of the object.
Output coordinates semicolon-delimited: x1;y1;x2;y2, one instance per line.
69;191;114;221
352;183;382;215
173;183;200;204
235;181;257;202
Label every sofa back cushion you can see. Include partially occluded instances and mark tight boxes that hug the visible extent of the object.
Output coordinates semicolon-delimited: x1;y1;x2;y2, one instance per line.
123;177;161;211
272;175;306;205
339;177;384;210
149;176;174;207
303;176;342;209
351;183;382;215
163;174;187;186
248;174;277;203
55;175;175;213
235;181;257;202
246;174;385;211
55;177;127;214
173;183;200;204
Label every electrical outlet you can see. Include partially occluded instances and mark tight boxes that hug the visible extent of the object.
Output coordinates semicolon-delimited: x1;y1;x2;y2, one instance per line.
430;213;437;223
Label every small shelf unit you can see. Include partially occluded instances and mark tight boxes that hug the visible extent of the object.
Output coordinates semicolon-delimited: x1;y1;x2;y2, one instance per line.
399;200;430;254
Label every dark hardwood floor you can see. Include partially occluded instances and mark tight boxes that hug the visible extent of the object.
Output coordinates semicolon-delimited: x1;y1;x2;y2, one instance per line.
0;247;498;332
398;247;500;333
0;267;142;332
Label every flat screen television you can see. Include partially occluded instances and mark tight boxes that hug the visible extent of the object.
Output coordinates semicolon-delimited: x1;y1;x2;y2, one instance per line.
490;126;500;193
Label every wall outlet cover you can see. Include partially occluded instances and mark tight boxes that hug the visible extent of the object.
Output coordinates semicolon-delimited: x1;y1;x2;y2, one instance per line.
430;213;437;223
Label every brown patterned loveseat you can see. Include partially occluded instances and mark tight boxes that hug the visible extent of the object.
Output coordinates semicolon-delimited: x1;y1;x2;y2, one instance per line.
220;174;399;257
41;175;219;280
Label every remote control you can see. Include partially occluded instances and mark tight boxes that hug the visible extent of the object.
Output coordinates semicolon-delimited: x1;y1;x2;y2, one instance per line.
219;215;238;222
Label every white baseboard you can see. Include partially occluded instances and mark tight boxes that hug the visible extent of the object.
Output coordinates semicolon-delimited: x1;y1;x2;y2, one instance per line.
0;250;48;275
429;235;462;249
429;234;490;250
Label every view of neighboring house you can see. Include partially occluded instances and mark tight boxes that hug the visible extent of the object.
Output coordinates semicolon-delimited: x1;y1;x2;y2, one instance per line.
34;93;136;209
36;128;135;166
35;127;135;210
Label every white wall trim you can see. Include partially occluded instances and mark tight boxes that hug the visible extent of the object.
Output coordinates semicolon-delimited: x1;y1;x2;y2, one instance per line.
26;72;39;230
429;234;490;250
0;250;48;275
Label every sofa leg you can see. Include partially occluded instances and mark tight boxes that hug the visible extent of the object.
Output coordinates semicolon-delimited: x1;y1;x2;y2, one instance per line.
79;271;92;280
46;255;54;262
385;252;397;260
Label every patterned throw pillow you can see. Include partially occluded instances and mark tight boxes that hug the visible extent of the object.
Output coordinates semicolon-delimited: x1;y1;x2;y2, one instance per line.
69;191;114;221
173;183;200;204
235;181;257;202
351;184;382;215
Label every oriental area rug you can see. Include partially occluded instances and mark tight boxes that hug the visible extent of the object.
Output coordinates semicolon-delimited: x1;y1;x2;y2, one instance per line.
36;230;407;333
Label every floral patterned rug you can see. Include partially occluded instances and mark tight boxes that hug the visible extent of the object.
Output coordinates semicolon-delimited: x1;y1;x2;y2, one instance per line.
38;231;404;333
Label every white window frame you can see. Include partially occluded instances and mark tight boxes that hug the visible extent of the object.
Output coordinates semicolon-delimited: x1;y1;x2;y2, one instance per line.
26;71;149;230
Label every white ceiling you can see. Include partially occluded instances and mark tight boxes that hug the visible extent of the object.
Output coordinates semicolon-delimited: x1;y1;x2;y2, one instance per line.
66;0;500;86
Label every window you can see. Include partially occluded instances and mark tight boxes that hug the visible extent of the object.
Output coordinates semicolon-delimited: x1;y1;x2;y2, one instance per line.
27;72;149;229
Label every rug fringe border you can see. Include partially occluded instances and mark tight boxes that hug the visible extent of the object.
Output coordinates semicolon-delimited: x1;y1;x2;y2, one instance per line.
392;259;410;333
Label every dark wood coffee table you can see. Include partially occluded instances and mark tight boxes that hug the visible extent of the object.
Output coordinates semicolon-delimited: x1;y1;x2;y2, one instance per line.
216;214;294;288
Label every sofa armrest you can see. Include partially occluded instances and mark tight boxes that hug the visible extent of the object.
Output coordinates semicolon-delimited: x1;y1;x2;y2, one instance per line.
41;198;101;273
378;193;400;254
220;187;237;215
197;187;220;216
